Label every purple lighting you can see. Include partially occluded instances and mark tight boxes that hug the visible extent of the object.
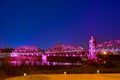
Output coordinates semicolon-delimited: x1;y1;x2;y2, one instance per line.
89;36;97;59
42;54;47;61
45;44;84;54
8;36;120;66
9;45;43;66
10;53;18;57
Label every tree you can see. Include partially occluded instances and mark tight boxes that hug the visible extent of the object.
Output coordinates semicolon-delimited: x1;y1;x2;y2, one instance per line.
2;47;14;53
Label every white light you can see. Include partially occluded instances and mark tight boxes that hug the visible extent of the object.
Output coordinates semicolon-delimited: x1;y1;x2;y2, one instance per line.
64;72;67;75
97;70;99;74
23;73;27;76
103;51;107;55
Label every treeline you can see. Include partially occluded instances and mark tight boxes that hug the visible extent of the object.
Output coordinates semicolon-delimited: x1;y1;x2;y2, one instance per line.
0;47;14;53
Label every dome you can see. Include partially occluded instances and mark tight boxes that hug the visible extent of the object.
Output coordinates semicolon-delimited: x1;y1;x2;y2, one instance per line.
45;44;84;53
12;45;42;53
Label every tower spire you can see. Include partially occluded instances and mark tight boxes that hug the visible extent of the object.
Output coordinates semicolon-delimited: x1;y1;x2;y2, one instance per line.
89;36;97;59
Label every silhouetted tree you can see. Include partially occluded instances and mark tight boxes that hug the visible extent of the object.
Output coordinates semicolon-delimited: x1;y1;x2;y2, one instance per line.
2;47;14;53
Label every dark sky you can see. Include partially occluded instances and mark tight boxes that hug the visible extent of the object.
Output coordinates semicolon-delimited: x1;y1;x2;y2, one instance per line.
0;0;120;49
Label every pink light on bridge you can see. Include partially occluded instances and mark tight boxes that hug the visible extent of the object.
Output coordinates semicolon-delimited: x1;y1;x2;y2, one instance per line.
42;54;47;61
89;36;97;59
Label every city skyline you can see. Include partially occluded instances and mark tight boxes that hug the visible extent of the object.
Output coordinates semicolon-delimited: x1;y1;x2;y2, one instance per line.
0;0;120;49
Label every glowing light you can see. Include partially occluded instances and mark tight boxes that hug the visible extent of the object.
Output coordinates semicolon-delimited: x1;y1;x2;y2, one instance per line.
103;51;107;55
23;73;27;76
103;61;106;64
89;36;96;59
97;70;99;74
45;44;84;54
64;72;67;75
42;55;47;61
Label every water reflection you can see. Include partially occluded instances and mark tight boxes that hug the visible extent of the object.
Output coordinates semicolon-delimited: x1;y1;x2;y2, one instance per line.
9;60;82;66
0;53;85;66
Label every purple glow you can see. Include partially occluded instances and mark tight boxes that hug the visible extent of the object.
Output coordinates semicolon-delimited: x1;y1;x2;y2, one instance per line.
10;59;83;66
10;53;18;57
12;46;41;53
89;36;97;59
42;54;47;61
96;40;120;53
45;44;84;54
8;37;120;66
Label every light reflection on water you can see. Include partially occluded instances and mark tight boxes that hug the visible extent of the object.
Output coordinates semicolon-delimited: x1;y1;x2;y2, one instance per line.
9;61;82;66
0;53;85;66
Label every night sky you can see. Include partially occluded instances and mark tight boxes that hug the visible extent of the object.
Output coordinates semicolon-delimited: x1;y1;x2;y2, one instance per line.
0;0;120;50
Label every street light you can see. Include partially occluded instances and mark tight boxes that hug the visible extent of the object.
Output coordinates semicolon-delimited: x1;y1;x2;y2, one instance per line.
103;51;107;55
